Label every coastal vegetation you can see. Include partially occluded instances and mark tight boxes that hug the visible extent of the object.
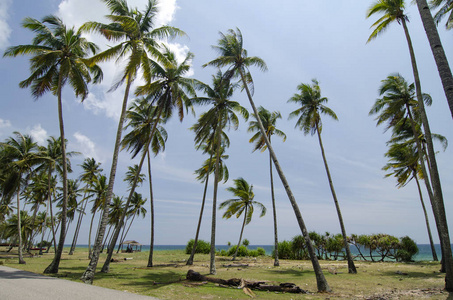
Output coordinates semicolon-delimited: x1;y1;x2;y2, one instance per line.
1;0;453;295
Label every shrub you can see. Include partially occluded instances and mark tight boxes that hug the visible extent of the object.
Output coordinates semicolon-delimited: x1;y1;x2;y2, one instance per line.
396;236;418;262
218;249;228;256
227;245;248;257
274;240;293;259
248;250;259;257
185;239;211;254
256;247;266;256
242;239;250;246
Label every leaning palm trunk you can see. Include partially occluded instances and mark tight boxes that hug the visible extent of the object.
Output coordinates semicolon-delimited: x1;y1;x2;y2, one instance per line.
101;106;163;273
415;0;453;120
315;123;357;274
45;75;69;274
232;207;248;261
187;152;214;266
401;18;453;291
268;139;279;266
239;69;331;292
414;171;438;261
87;209;97;259
27;202;40;252
16;182;25;264
81;76;133;284
147;152;155;267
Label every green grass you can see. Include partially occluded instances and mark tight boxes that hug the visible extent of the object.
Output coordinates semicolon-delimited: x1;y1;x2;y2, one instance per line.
1;247;451;299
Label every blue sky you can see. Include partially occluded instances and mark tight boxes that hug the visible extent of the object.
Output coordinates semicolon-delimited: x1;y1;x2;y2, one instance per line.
1;0;452;246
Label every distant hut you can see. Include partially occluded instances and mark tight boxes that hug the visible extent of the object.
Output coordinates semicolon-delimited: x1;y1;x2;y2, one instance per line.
122;240;142;253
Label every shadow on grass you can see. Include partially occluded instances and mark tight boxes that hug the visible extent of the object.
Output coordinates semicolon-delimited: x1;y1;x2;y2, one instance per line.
381;270;444;279
267;268;308;277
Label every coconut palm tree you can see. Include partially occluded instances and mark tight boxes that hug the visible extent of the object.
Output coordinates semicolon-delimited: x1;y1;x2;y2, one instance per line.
383;141;439;261
219;177;266;261
288;79;357;274
186;141;229;266
118;192;147;249
69;158;103;255
367;3;453;289
203;28;331;291
0;132;41;264
190;71;248;274
4;16;102;274
121;97;167;267
248;106;286;267
86;174;107;259
101;47;195;273
414;0;453;121
80;0;184;283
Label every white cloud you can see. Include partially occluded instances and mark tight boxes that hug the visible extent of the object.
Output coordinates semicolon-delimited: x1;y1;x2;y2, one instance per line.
72;132;100;161
0;0;12;50
0;118;11;129
28;124;48;145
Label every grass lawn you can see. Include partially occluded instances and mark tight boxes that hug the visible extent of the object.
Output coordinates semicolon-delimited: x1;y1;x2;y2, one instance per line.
1;247;451;299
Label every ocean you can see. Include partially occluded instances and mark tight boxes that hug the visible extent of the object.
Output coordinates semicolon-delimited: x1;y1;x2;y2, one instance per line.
73;244;444;261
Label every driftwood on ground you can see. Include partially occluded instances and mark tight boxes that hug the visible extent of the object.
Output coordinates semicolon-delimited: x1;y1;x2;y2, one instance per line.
186;270;307;294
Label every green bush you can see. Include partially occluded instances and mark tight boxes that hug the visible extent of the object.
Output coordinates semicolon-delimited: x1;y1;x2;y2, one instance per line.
274;240;293;259
185;239;211;254
227;245;248;257
396;236;418;262
218;249;228;256
248;250;259;257
256;247;266;256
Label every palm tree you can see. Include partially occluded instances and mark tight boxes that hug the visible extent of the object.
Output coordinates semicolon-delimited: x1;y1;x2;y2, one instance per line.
0;132;40;264
415;0;453;121
118;192;147;249
69;158;103;255
191;71;248;274
383;141;438;261
80;0;184;283
288;79;357;274
367;3;453;290
219;177;266;261
4;15;102;274
203;28;331;292
186;141;229;266
248;106;286;267
121;97;167;267
101;46;195;273
86;174;107;259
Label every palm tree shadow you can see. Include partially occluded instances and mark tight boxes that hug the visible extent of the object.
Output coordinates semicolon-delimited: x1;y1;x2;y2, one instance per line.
382;270;444;280
121;270;184;290
267;268;309;277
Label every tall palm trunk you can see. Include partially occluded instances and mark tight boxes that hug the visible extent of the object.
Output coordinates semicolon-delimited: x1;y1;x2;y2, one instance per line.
268;137;279;267
401;19;453;291
414;171;438;261
315;123;357;274
16;181;25;264
239;69;331;292
209;124;222;275
45;75;69;274
27;202;40;252
147;152;155;267
101;106;164;273
87;209;97;259
118;214;136;251
81;76;133;284
415;0;453;120
232;206;248;261
69;190;89;255
187;152;214;266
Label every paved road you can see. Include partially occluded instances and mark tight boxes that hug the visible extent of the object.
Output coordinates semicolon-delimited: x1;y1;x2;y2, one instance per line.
0;265;159;300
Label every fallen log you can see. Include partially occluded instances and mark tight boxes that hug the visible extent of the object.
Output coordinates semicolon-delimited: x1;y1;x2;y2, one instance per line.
186;270;307;294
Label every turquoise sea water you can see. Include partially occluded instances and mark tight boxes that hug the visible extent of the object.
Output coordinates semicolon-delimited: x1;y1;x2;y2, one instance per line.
73;244;444;261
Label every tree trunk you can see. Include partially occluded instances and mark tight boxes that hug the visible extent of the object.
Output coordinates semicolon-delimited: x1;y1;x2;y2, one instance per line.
232;206;248;261
87;210;96;259
268;138;280;267
415;0;453;120
69;190;89;255
187;152;214;266
16;183;25;264
101;106;163;273
315;123;356;274
239;69;330;292
45;77;68;274
147;152;155;267
414;172;438;261
210;123;222;275
27;202;40;252
81;76;133;284
402;19;453;291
